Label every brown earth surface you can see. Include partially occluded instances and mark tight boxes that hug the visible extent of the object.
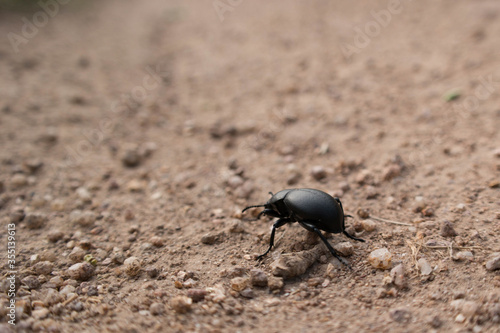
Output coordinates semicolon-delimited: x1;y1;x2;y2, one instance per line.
1;0;500;332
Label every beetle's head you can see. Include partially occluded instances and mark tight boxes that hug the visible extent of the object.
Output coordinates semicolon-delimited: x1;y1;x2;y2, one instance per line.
242;191;288;219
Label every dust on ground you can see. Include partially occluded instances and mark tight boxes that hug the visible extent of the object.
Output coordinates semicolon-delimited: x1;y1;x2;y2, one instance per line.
0;0;499;332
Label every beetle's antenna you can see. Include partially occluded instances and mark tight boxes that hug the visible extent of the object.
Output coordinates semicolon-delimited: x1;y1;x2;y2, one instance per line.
242;204;266;213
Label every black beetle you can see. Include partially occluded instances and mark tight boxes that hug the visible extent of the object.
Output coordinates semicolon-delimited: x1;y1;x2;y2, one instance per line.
242;188;364;267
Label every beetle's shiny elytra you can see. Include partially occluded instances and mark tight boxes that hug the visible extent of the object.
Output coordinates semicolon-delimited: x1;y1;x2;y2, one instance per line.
242;188;365;267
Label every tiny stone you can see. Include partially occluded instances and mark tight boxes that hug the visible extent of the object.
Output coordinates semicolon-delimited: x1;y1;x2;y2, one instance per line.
170;296;192;314
230;277;249;292
66;262;95;281
11;174;28;188
485;252;500;271
427;315;442;328
49;276;64;288
455;203;467;212
122;148;142;167
453;251;473;261
250;269;268;287
422;206;434;217
368;248;392;270
123;256;142;277
150;236;164;247
390;264;407;289
68;247;86;263
47;230;65;243
361;219;377;232
227;266;248;278
310;165;327;181
70;210;96;227
187;288;207;302
355;169;373;185
33;261;54;275
366;185;379;199
417;258;433;276
267;276;284;292
22;275;41;290
201;232;223;245
32;308;50;320
227;175;244;189
24;212;48;229
51;199;66;211
150;302;165;316
146;267;159;278
389;308;412;323
382;164;402;181
441;220;458;237
333;242;354;256
228;220;246;233
240;288;254;299
357;208;370;219
60;285;76;296
76;187;92;202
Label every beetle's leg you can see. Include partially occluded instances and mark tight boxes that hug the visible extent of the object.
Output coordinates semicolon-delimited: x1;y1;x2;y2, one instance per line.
310;227;352;269
343;230;365;242
344;214;353;218
257;218;289;261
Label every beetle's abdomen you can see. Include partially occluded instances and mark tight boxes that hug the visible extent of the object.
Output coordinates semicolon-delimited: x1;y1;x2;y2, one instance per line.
284;189;344;233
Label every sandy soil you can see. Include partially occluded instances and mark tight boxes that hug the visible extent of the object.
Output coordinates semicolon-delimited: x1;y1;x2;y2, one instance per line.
1;0;499;332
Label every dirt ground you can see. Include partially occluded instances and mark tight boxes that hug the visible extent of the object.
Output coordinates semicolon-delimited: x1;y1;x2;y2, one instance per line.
1;0;500;332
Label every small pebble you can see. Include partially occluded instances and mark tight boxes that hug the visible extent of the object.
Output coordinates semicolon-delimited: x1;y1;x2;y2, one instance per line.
70;210;96;227
150;302;165;316
382;164;402;181
24;212;48;229
267;276;284;292
250;269;268;287
32;261;54;275
361;219;377;232
240;288;254;299
310;166;327;181
357;208;370;219
170;295;192;314
32;308;50;320
187;288;207;302
11;174;28;188
390;264;407;289
150;236;164;247
146;267;159;278
66;262;95;281
389;308;411;323
451;299;480;317
230;277;249;292
453;251;473;261
333;242;354;256
76;187;92;202
417;258;433;276
122;148;142;167
47;230;65;243
201;232;223;245
455;203;467;213
355;169;373;185
228;220;246;233
427;315;443;328
485;252;500;271
123;256;142;277
368;248;392;270
68;247;86;263
22;275;41;290
441;220;458;237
